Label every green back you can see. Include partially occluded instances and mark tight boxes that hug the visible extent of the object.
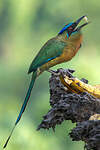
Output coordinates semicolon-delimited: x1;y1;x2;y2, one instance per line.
28;38;67;73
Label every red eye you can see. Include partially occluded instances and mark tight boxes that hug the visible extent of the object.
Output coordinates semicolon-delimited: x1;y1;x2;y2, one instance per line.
68;26;73;30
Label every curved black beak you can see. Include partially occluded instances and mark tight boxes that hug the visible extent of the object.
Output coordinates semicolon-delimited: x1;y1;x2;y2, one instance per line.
73;15;89;32
75;16;86;25
67;16;89;37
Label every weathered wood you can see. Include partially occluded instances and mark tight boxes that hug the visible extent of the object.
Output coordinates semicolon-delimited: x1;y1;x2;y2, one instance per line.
37;69;100;150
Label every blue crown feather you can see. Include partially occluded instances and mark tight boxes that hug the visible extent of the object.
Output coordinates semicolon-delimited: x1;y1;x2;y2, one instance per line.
58;22;73;34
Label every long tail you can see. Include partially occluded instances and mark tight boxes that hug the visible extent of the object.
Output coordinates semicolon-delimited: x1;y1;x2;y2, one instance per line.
3;71;37;149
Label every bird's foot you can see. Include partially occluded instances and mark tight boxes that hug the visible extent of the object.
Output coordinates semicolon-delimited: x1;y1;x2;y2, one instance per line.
47;69;61;76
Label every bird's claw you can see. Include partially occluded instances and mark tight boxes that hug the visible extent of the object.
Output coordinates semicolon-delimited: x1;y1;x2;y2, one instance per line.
47;69;61;76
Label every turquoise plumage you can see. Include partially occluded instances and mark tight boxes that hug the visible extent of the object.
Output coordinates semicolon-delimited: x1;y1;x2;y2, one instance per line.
3;16;88;148
28;39;67;73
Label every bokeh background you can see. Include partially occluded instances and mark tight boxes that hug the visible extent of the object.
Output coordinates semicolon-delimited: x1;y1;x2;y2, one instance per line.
0;0;100;150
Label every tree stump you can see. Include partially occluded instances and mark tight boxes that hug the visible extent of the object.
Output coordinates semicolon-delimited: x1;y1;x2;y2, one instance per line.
37;69;100;150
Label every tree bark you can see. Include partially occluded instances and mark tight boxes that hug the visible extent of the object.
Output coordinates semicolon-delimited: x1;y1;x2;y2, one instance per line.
37;69;100;150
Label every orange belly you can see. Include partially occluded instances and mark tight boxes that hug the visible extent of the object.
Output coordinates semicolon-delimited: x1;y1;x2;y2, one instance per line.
38;34;82;74
39;47;77;73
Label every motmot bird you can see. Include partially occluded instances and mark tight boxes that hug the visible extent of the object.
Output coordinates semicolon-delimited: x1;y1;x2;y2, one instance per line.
3;16;88;148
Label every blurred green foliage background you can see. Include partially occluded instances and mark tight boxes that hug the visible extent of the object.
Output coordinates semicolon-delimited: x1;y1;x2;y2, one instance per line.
0;0;100;149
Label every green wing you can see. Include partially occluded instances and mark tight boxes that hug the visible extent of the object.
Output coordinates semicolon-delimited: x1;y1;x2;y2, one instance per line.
28;38;67;73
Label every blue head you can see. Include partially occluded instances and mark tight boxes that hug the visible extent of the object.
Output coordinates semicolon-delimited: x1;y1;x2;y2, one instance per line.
58;16;88;39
